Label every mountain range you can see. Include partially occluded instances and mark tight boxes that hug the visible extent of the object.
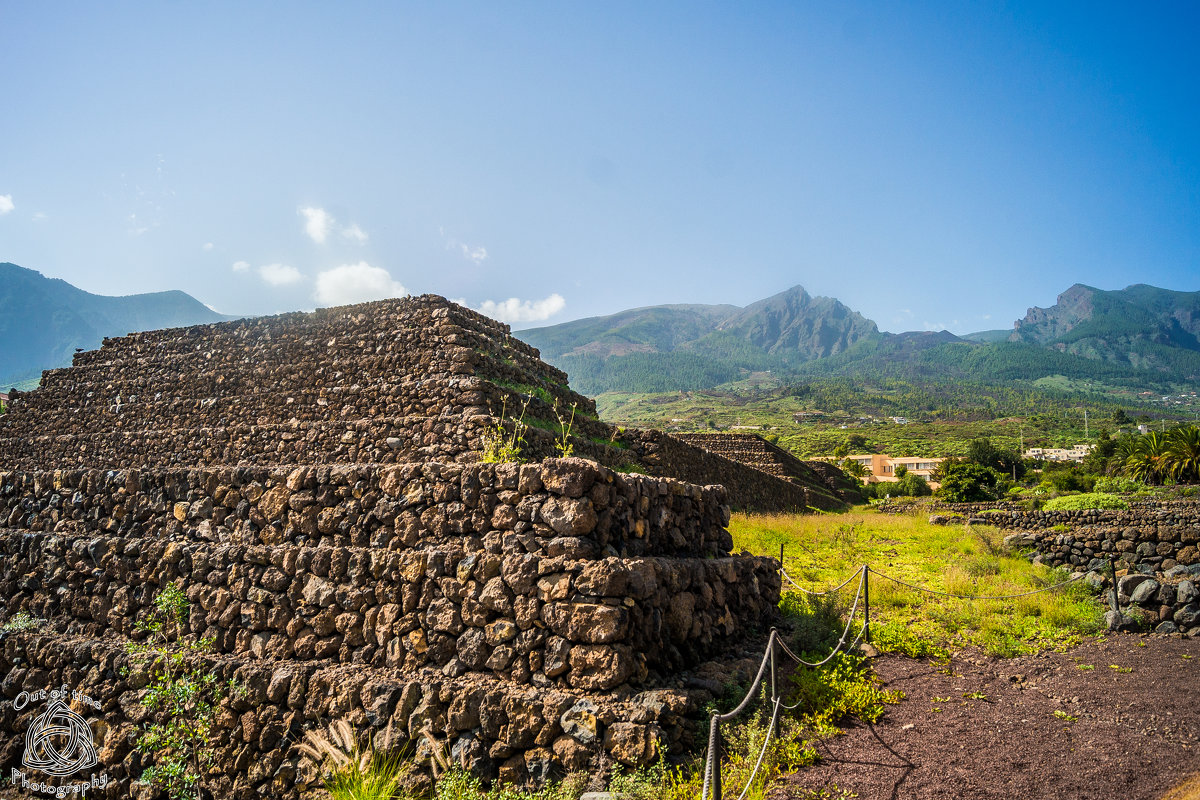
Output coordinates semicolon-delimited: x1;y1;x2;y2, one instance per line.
0;263;233;389
520;283;1200;395
3;261;1197;398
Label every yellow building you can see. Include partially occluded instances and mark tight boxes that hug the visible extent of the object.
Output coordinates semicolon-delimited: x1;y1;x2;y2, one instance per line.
840;454;944;487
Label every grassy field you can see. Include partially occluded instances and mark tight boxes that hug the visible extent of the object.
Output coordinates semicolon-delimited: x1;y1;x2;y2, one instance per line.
731;508;1105;657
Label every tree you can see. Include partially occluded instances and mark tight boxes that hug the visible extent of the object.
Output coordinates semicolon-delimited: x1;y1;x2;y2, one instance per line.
936;462;1004;502
1121;431;1170;484
1113;408;1131;425
840;458;868;479
1167;426;1200;483
966;437;1026;480
894;471;931;497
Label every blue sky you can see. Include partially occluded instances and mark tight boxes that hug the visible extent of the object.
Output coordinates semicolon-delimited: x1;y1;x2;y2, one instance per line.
1;1;1197;333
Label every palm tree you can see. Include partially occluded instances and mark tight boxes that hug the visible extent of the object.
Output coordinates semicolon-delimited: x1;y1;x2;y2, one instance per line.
840;458;869;479
1122;431;1170;484
1167;426;1200;484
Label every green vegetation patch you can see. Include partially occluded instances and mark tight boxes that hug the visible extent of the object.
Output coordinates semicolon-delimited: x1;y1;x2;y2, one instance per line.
732;510;1103;656
1042;493;1129;511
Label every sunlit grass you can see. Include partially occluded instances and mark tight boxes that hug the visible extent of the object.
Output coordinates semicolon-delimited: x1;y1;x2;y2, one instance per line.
732;508;1104;656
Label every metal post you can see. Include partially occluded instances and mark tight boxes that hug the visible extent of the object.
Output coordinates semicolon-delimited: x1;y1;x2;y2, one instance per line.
1107;557;1119;613
769;630;777;703
863;566;871;644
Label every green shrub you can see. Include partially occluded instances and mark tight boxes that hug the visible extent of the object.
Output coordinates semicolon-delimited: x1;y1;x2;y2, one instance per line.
1042;492;1129;511
126;584;240;800
1093;476;1143;494
1;611;43;632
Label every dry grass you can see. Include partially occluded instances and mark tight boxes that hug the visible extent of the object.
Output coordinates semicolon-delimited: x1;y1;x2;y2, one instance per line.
1161;773;1200;800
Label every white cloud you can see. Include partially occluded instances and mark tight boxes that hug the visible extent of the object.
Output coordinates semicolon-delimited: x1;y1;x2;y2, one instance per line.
203;242;214;252
31;212;47;222
313;262;408;306
476;294;565;324
299;206;333;243
459;243;488;264
0;195;13;215
259;263;305;286
232;260;250;272
341;223;369;244
440;226;489;264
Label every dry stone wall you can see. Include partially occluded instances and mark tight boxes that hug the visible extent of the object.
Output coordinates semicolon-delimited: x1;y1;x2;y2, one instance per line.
0;460;775;682
672;433;864;507
0;457;779;798
950;501;1200;635
0;297;622;472
1108;565;1200;634
981;503;1200;573
0;294;792;798
633;431;833;512
0;294;821;512
2;631;709;798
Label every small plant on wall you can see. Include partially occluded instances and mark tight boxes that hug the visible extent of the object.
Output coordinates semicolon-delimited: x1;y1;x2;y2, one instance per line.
480;396;530;463
123;583;242;800
298;719;413;800
553;400;577;458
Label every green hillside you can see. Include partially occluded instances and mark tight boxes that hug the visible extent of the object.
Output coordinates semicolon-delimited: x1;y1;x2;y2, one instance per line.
520;282;1200;397
1011;283;1200;375
0;263;235;388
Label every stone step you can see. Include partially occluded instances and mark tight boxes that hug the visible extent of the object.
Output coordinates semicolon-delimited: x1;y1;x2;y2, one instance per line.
0;460;732;561
2;528;771;685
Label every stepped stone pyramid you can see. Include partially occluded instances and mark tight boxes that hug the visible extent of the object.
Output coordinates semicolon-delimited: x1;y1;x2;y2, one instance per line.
674;433;865;507
0;296;792;799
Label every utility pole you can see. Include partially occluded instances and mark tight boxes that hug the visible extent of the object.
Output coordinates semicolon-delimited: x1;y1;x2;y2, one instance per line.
1083;409;1089;440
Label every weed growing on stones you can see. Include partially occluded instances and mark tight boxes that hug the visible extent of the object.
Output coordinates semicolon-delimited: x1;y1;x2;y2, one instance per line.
481;397;530;463
0;610;44;632
124;584;241;800
552;400;577;458
298;719;413;800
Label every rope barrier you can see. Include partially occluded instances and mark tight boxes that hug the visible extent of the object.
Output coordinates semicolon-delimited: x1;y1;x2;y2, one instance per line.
732;697;782;800
699;558;1093;798
779;565;862;596
867;566;1087;601
701;568;871;799
716;631;778;722
777;568;866;668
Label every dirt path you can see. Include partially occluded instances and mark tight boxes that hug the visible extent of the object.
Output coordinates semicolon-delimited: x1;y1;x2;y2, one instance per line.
777;635;1199;800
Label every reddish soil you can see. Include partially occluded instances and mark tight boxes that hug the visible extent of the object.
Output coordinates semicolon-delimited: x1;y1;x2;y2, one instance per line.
777;634;1199;800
